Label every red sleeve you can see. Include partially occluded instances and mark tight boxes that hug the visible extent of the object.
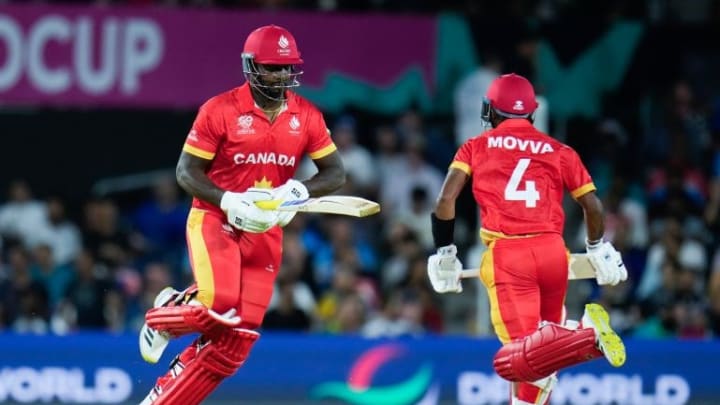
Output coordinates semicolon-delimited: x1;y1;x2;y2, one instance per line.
182;102;223;160
561;146;596;198
449;138;474;174
304;109;337;160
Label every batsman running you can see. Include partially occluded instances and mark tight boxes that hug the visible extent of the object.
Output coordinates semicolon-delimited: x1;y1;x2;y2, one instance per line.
137;24;345;404
427;73;628;404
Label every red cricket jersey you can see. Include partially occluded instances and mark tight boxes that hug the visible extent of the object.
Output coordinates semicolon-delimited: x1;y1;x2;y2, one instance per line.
182;83;336;216
451;119;595;236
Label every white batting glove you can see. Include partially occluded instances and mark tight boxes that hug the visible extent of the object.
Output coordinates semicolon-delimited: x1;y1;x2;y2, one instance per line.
586;239;628;286
266;179;309;227
427;244;463;293
220;189;280;233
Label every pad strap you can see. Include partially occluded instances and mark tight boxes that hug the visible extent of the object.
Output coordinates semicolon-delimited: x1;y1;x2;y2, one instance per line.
146;304;240;339
494;323;602;382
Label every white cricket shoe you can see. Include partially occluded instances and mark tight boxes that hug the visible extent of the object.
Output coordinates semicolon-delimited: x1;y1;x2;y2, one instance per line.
582;303;626;367
138;389;157;405
139;287;179;364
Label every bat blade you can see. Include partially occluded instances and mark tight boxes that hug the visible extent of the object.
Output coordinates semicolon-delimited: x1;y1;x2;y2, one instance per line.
567;253;596;280
256;196;381;217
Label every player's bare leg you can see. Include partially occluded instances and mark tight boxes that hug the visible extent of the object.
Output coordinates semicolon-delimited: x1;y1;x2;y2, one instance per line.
493;303;625;383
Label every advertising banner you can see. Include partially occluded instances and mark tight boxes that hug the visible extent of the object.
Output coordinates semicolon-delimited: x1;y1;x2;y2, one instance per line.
0;333;714;404
0;4;435;111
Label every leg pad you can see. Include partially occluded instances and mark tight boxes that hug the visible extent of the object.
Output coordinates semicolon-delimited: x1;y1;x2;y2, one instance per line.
146;328;259;405
494;323;601;382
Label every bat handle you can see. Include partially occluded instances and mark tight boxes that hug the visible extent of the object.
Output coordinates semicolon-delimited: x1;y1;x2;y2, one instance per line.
255;200;282;210
460;269;479;279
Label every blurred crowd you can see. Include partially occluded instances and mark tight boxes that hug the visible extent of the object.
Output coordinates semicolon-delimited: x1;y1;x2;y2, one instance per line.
2;71;720;341
2;0;720;341
0;108;460;338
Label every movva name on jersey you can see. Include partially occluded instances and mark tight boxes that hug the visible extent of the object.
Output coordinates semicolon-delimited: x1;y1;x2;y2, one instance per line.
233;152;297;166
487;136;554;154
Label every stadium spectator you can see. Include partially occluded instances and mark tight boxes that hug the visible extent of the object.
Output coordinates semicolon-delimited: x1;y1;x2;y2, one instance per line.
373;125;404;177
263;277;313;332
316;263;371;331
131;175;189;281
404;254;444;333
2;246;49;334
82;199;135;269
330;114;379;195
394;186;435;251
311;217;378;291
59;249;116;330
268;231;317;317
362;288;425;338
326;292;367;334
42;197;83;266
379;222;425;291
0;180;51;249
454;52;503;146
379;134;443;217
29;243;75;310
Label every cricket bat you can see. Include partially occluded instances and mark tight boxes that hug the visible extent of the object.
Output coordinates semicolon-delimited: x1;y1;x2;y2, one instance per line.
460;253;596;280
255;196;381;217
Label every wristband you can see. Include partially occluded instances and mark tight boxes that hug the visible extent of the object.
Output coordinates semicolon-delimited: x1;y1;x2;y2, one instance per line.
585;237;603;249
431;213;455;248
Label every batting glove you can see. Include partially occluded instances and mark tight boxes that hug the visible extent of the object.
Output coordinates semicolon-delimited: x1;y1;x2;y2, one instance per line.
220;189;280;233
585;239;628;286
427;244;463;293
266;179;309;227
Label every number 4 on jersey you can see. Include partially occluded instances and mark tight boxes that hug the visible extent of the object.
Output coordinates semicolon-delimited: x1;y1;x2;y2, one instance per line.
505;158;540;207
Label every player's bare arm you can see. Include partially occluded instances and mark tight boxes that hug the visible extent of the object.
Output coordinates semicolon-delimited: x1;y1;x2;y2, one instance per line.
577;190;626;285
576;191;605;242
426;167;469;294
303;151;346;197
434;168;469;220
176;151;224;207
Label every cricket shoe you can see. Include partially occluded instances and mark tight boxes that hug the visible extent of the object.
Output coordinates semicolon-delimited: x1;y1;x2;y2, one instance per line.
139;287;179;364
581;303;626;367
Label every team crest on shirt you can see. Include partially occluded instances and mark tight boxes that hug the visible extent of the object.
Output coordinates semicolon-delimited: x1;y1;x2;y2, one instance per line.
289;115;301;134
237;115;255;135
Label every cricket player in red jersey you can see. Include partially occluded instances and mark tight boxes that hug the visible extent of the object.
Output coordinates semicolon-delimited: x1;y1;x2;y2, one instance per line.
136;25;346;405
427;73;628;404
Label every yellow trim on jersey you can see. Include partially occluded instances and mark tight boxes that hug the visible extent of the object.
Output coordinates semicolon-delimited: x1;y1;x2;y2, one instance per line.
183;144;215;160
187;209;215;308
309;143;337;160
571;182;596;199
450;161;471;174
479;246;511;344
479;228;541;246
